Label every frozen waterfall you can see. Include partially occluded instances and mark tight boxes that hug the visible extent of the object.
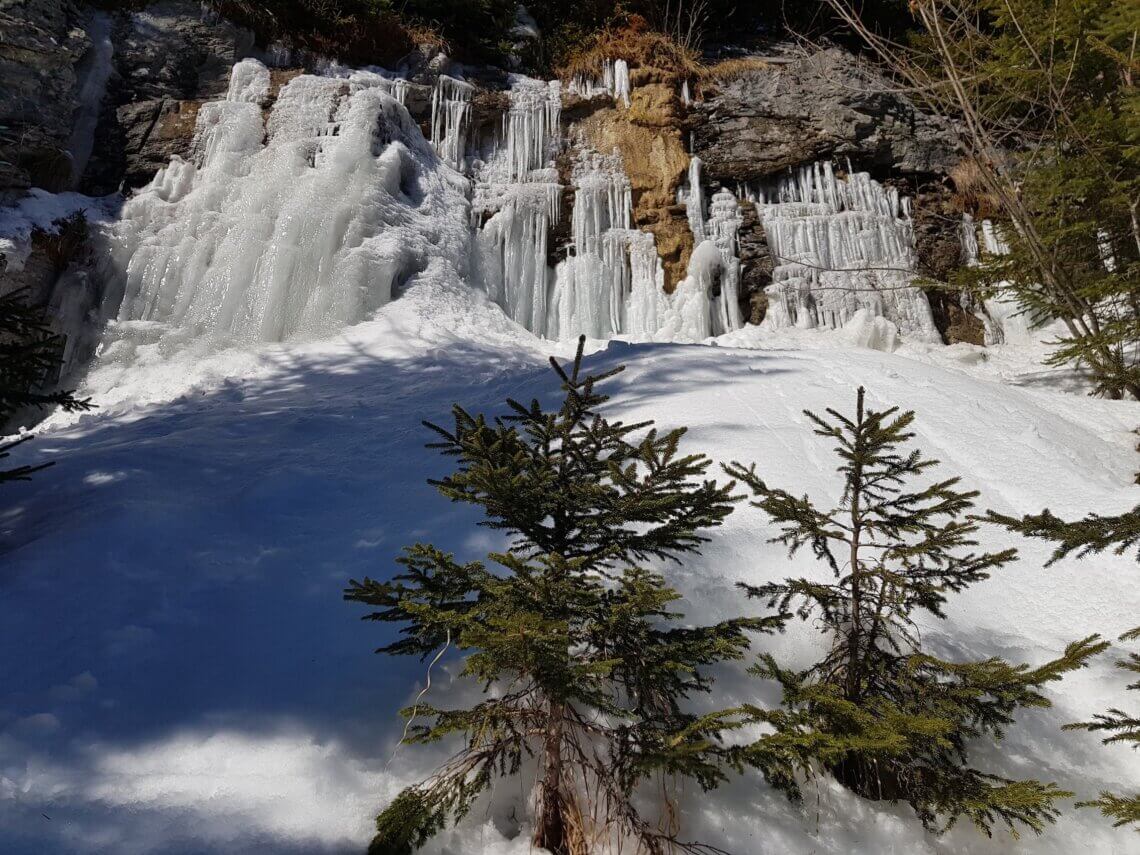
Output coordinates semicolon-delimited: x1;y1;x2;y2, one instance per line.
753;161;940;342
109;59;472;345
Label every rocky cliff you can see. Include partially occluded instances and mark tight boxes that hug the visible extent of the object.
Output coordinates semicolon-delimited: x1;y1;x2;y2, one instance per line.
0;1;988;390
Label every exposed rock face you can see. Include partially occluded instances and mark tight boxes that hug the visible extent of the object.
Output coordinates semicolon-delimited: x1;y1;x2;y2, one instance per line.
736;202;772;323
578;82;693;291
0;0;88;199
693;49;959;185
81;0;257;194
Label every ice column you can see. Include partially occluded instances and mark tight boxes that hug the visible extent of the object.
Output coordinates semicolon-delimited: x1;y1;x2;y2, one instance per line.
549;153;633;339
66;12;114;186
474;76;564;333
110;59;472;345
755;160;940;342
431;75;474;170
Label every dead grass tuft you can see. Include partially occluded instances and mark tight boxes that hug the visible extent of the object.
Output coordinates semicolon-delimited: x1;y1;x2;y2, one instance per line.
557;25;702;85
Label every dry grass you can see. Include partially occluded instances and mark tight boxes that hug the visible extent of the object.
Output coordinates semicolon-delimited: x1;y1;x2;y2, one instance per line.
557;24;702;85
948;157;1003;217
698;56;772;81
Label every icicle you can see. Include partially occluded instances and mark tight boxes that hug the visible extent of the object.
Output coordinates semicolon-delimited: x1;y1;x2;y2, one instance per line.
548;151;635;339
960;213;980;267
980;219;1010;256
430;75;474;171
613;59;631;107
754;160;939;342
681;80;691;105
686;156;706;241
502;78;562;183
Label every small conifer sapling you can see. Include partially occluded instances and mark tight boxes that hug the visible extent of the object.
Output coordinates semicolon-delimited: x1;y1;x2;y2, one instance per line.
724;387;1105;837
347;337;782;855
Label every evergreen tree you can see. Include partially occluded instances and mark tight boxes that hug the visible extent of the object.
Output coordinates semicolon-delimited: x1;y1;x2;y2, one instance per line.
828;0;1140;399
0;288;91;484
346;336;782;855
724;387;1106;836
986;505;1140;565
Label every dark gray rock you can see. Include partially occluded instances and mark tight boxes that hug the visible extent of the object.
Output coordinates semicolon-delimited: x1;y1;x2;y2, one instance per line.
693;48;960;185
81;0;256;194
0;0;88;198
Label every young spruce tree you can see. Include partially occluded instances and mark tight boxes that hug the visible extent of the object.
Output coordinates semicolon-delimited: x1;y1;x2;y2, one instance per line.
346;336;781;855
724;387;1105;836
0;287;91;483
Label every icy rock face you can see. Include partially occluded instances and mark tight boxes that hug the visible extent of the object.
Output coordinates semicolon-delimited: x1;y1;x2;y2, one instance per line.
546;150;668;341
549;152;638;340
754;160;940;342
109;59;472;345
474;76;563;335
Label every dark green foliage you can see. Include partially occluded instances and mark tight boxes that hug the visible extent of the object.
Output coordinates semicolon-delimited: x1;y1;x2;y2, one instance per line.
724;387;1105;837
207;0;517;65
1064;626;1140;830
926;0;1140;398
986;505;1140;564
992;477;1140;830
0;288;91;484
347;336;780;854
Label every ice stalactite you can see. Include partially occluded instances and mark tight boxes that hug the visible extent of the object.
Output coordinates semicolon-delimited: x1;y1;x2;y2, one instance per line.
612;59;631;106
566;58;631;106
431;75;474;170
549;152;634;339
110;58;472;346
684;156;706;241
681;80;691;105
754;160;940;342
474;76;564;334
501;77;562;183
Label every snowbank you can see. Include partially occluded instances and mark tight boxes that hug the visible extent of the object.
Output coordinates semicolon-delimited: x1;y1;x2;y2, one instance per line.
2;303;1137;853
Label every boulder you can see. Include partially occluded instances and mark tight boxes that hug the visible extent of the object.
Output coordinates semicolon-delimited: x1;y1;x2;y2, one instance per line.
693;48;959;185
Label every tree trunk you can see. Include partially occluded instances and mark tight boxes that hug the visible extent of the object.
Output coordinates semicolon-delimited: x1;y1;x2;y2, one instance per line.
535;701;570;855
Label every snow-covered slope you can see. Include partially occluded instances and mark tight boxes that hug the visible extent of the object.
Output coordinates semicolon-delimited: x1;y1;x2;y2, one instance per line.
1;282;1137;853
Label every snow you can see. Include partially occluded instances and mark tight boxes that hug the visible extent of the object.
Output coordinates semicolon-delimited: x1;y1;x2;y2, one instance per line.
3;279;1139;852
2;55;1139;855
0;191;113;273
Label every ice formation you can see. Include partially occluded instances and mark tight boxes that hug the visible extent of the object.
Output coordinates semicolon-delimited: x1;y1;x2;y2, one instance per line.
108;59;472;345
474;77;563;335
430;75;474;170
66;12;115;187
549;152;640;339
752;161;940;342
566;58;632;106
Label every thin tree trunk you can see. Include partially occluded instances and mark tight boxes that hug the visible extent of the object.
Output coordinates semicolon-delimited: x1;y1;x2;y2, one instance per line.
535;701;569;855
847;387;866;703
